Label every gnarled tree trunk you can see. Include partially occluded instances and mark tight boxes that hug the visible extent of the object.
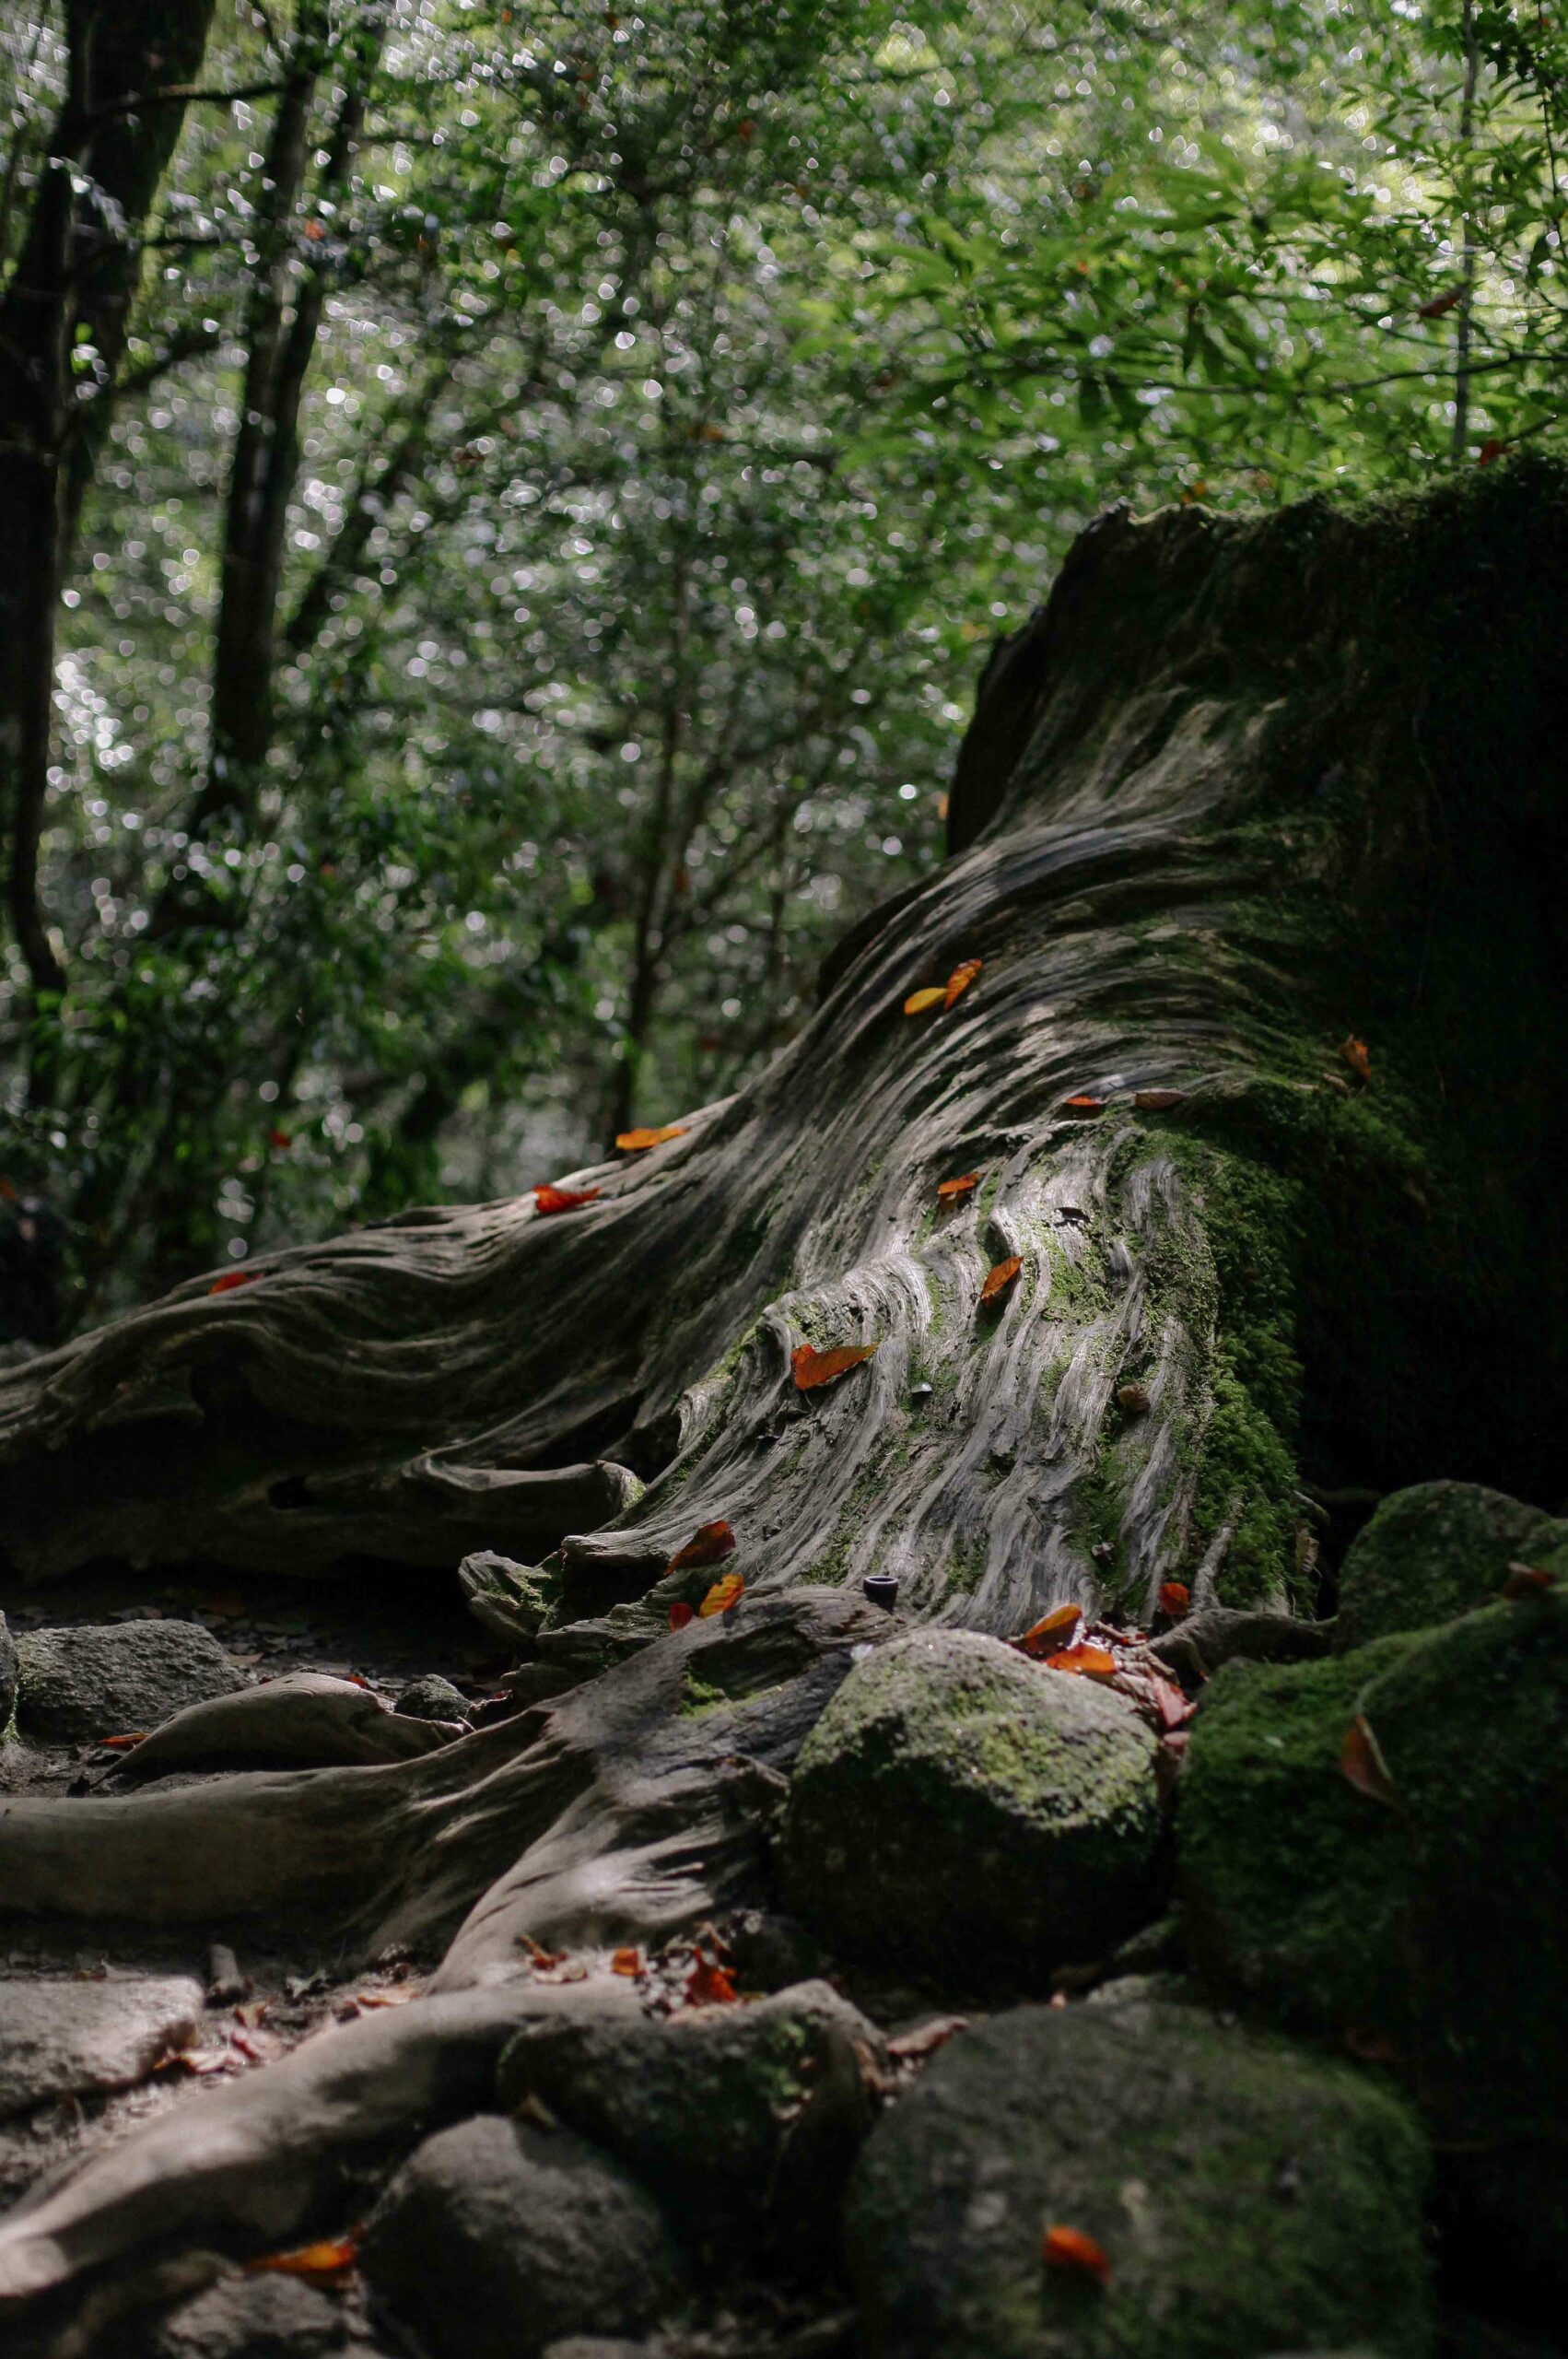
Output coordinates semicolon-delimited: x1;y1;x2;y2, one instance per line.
2;462;1565;2319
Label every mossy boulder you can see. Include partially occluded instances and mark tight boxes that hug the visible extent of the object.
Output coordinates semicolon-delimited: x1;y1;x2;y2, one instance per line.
844;1995;1431;2359
1334;1481;1565;1652
1179;1580;1568;2276
496;1979;884;2252
781;1630;1162;1987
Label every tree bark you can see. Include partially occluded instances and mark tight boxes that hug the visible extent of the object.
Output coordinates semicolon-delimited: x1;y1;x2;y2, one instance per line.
1;461;1566;2315
0;0;219;1000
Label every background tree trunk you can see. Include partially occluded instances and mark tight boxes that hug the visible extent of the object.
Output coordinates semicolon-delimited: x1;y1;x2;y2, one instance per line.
1;462;1566;2314
0;0;219;1001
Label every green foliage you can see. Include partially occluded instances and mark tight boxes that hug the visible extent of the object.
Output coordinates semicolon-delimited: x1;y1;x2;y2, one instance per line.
2;0;1564;1329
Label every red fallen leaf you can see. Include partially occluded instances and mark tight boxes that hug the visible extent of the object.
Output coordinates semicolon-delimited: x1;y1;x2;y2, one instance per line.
944;957;983;1008
697;1572;744;1617
519;1934;568;1969
1044;1645;1117;1680
267;1129;292;1150
667;1520;737;1575
887;2014;969;2062
1501;1561;1554;1599
1340;1713;1398;1807
904;985;947;1015
1132;1087;1188;1110
533;1182;602;1215
938;1172;980;1200
207;1271;256;1297
616;1124;686;1150
1478;437;1506;466
685;1952;739;2006
669;1602;696;1631
1018;1603;1082;1657
979;1255;1022;1305
1158;1581;1190;1617
1339;1037;1372;1083
611;1946;642;1977
1151;1676;1194;1732
97;1731;146;1750
230;2030;267;2062
792;1342;878;1391
1042;2224;1110;2285
302;220;327;242
1059;1094;1106;1117
1417;285;1464;318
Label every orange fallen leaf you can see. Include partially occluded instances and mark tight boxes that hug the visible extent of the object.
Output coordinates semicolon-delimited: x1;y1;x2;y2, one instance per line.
97;1731;146;1750
979;1255;1022;1304
904;986;947;1015
533;1182;602;1214
1044;1645;1117;1679
302;219;327;241
1132;1088;1188;1110
667;1520;737;1575
1059;1095;1106;1117
938;1172;980;1200
249;2234;359;2283
944;957;983;1008
669;1602;695;1631
1340;1713;1398;1806
697;1572;744;1617
792;1342;878;1391
1018;1603;1082;1657
1042;2224;1110;2284
1501;1561;1554;1599
1158;1581;1190;1617
1339;1037;1372;1083
611;1946;642;1977
685;1953;738;2006
616;1124;686;1150
208;1271;256;1297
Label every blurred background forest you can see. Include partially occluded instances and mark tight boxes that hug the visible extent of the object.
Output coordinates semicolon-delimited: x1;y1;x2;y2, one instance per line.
1;0;1564;1340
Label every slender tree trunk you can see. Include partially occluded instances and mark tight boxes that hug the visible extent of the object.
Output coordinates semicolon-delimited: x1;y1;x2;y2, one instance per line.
0;0;219;1003
1;463;1566;2316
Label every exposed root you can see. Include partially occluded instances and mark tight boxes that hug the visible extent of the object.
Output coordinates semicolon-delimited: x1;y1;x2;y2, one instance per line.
118;1674;465;1774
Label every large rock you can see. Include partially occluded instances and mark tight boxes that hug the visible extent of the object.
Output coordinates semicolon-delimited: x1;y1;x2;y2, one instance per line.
0;1973;205;2116
1180;1580;1568;2283
150;2270;348;2359
15;1618;244;1743
782;1630;1161;1986
845;1997;1430;2359
497;1978;883;2249
360;2114;686;2359
1335;1480;1565;1651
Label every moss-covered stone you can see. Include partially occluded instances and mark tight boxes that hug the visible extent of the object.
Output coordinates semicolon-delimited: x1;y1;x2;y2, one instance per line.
1179;1580;1568;2260
1334;1480;1566;1651
844;1995;1431;2359
781;1631;1162;1987
496;1978;883;2252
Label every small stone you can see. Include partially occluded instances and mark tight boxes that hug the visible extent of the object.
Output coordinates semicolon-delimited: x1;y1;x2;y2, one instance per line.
0;1974;205;2117
205;1944;247;2004
908;1382;935;1402
392;1674;472;1724
362;2115;685;2359
497;1979;884;2251
150;2271;346;2359
1116;1381;1151;1414
15;1621;243;1743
